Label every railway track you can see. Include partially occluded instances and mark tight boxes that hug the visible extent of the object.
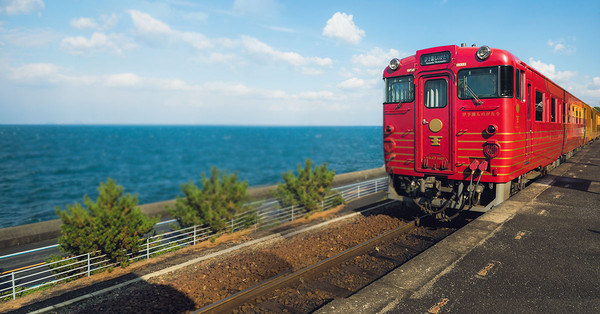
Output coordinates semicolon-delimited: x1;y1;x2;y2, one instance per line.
196;212;475;313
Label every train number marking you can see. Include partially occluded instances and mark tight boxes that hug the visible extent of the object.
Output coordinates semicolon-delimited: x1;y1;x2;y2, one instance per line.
429;136;442;146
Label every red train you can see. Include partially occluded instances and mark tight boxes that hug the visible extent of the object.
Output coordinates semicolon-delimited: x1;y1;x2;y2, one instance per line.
383;44;600;219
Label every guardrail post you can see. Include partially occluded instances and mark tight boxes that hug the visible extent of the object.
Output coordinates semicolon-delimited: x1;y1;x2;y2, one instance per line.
193;225;197;245
87;253;91;277
146;239;150;260
231;218;234;232
357;185;360;198
291;205;294;221
376;180;378;192
11;271;16;300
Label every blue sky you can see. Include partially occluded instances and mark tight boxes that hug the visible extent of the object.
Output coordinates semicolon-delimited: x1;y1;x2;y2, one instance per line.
0;0;599;125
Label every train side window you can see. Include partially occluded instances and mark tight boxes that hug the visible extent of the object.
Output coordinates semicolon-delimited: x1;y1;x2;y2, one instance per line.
550;97;556;122
499;66;514;97
515;69;520;100
562;101;566;123
424;79;447;108
535;91;544;121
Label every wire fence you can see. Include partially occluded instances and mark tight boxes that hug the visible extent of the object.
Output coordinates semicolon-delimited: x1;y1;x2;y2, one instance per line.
0;177;388;301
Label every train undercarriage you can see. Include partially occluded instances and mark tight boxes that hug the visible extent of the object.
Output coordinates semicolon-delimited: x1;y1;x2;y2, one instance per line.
388;154;570;221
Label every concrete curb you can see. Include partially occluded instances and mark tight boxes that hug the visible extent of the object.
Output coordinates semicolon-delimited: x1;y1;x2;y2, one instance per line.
0;167;386;250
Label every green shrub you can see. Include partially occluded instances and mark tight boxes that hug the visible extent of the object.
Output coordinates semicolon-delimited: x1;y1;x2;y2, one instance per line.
55;179;159;267
168;167;249;232
273;159;339;212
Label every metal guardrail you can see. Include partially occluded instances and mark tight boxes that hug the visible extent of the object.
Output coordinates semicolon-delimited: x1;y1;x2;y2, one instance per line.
0;177;388;301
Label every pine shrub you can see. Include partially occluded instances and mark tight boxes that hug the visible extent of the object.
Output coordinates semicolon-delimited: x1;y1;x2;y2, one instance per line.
55;179;159;267
168;167;249;232
274;159;341;212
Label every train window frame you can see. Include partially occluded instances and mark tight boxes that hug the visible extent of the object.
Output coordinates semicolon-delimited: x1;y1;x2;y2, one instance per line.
457;65;514;100
535;90;544;122
383;75;415;104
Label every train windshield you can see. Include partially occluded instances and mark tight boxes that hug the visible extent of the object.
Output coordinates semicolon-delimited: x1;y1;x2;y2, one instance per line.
457;66;514;99
384;75;414;103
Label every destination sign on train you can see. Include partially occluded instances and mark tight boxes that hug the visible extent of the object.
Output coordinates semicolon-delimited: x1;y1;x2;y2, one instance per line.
420;51;451;66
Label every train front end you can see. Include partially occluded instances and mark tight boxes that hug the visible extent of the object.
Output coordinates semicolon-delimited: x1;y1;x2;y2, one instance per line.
383;45;519;219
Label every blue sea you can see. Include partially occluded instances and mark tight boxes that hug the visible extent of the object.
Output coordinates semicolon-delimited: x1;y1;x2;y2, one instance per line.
0;125;382;228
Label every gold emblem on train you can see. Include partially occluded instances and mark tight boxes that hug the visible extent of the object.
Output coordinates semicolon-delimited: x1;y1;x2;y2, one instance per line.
428;118;443;133
429;136;442;146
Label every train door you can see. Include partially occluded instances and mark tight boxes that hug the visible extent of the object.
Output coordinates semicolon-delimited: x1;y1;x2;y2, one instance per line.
415;74;453;174
526;81;533;158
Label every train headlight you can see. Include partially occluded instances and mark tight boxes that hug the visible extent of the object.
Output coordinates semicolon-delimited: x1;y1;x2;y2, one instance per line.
476;45;491;60
486;124;498;135
389;58;400;71
483;142;501;158
385;125;395;135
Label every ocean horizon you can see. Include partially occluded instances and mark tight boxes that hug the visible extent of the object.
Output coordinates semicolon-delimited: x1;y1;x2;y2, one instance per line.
0;125;383;228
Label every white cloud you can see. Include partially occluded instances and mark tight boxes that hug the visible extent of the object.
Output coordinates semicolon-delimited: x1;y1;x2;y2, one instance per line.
263;25;295;33
105;73;142;87
178;31;212;50
70;14;118;30
128;10;212;49
322;12;365;45
352;47;401;68
129;10;172;37
70;17;99;30
101;14;118;29
547;39;576;54
60;32;134;56
9;63;59;83
7;63;98;86
337;77;374;90
528;58;577;82
2;0;44;15
241;35;332;68
583;76;600;99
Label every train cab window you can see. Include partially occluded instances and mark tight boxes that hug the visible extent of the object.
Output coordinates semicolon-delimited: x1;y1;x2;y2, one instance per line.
551;97;556;122
384;75;414;103
424;79;447;108
457;66;513;99
535;91;544;121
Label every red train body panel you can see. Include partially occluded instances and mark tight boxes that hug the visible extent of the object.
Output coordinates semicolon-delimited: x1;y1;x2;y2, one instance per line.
383;45;599;218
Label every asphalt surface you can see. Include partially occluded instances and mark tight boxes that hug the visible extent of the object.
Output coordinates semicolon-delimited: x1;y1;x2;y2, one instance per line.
319;140;600;313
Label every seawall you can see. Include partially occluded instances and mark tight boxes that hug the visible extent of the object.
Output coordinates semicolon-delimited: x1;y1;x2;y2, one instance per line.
0;167;386;250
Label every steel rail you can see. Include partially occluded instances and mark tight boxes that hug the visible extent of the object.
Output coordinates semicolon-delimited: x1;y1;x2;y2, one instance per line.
195;214;427;314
